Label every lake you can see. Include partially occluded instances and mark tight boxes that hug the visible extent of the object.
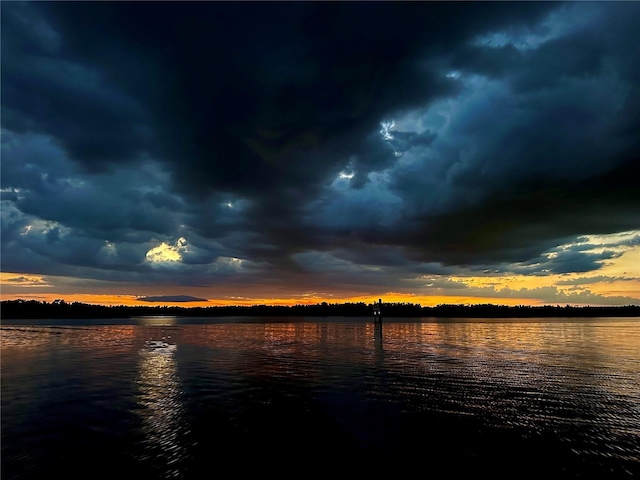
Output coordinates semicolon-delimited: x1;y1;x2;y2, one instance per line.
2;316;639;478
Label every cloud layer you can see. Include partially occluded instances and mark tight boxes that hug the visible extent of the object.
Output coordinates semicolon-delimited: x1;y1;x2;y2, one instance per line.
2;2;639;304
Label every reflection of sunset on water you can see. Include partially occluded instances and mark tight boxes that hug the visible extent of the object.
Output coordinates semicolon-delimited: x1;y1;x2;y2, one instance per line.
2;319;637;403
0;325;137;352
133;316;179;327
136;341;186;477
2;316;639;476
149;319;640;401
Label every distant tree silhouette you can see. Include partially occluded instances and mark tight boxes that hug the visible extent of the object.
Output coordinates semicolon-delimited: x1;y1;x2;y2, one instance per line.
1;299;638;319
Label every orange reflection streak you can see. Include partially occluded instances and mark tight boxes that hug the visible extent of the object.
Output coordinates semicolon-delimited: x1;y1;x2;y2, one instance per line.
0;325;137;351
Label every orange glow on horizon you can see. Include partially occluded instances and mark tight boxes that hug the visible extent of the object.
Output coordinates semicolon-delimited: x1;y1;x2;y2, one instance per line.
2;261;638;309
0;291;553;308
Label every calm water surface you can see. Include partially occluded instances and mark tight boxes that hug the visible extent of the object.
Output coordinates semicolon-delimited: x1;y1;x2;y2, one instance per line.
2;317;639;478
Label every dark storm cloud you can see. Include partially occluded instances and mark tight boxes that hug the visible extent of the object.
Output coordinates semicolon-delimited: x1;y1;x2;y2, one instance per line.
379;2;640;266
392;155;639;267
1;132;184;241
513;249;623;276
2;2;552;181
138;295;208;303
2;1;639;289
1;4;151;170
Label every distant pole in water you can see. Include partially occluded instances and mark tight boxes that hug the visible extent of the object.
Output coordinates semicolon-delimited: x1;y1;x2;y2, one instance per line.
373;298;382;323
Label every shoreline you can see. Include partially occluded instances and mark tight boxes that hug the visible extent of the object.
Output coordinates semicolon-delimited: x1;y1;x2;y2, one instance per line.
2;299;639;320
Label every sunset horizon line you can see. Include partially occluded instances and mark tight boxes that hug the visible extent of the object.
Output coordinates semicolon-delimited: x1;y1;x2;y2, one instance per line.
3;296;639;311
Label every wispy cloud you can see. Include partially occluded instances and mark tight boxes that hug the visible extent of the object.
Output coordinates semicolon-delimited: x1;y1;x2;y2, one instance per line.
137;295;208;303
557;276;640;286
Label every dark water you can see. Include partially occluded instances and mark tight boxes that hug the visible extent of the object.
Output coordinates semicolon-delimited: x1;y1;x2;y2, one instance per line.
2;317;639;478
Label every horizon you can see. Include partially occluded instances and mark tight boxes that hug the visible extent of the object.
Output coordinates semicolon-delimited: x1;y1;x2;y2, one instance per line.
4;297;639;311
2;2;639;309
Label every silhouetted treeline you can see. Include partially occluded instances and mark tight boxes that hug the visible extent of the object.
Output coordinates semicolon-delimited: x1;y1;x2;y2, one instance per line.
1;299;639;319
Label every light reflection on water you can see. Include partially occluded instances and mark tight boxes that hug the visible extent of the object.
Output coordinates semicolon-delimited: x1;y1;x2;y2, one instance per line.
136;342;187;478
1;317;639;477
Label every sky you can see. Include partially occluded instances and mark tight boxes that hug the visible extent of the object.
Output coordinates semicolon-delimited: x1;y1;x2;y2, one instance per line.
1;1;639;308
